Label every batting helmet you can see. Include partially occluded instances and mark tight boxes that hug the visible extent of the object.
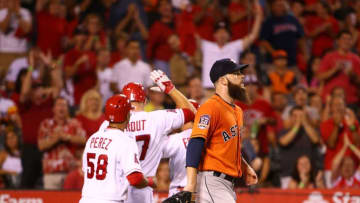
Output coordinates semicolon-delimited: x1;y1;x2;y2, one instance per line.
105;94;132;123
122;82;146;103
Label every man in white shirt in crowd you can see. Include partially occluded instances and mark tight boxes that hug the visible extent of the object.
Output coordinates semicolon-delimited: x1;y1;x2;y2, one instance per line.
0;0;32;80
199;0;262;88
96;48;114;106
111;40;153;92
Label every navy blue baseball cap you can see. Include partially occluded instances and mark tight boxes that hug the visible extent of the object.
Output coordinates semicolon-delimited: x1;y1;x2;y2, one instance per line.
209;58;248;84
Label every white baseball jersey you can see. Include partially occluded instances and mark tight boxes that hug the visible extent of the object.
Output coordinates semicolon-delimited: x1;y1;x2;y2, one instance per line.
124;109;185;203
163;129;192;196
80;127;142;203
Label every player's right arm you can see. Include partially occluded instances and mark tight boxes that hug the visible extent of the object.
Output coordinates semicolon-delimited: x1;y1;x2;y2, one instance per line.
150;70;196;114
127;172;156;189
121;137;156;189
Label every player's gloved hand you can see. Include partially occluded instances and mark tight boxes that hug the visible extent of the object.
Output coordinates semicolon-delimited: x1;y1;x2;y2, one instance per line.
150;70;175;94
162;191;195;203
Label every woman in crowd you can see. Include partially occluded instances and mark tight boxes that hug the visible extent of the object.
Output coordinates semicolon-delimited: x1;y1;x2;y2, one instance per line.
331;135;360;188
288;155;325;189
0;127;22;188
75;89;105;140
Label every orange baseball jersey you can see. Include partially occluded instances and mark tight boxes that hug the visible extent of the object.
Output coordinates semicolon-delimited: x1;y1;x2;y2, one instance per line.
191;94;243;177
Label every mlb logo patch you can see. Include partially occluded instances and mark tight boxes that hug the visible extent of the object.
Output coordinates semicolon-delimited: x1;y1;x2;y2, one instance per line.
198;115;210;129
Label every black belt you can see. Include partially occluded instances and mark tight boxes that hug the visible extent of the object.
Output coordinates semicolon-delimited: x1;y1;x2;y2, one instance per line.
212;171;236;182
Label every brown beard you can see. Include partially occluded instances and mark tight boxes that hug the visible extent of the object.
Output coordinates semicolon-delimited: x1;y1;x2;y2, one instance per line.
227;79;249;103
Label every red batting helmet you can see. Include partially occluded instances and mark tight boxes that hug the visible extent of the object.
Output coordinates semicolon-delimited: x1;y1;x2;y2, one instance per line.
122;82;146;103
188;99;199;110
105;94;132;123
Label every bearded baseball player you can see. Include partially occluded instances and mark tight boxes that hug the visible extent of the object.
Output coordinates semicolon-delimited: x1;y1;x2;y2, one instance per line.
163;59;258;203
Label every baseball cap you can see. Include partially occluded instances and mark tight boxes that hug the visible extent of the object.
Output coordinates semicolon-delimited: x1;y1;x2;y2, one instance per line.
209;58;248;84
272;50;288;59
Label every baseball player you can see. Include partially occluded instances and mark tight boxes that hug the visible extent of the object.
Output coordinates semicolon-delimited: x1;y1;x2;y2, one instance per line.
162;100;199;197
80;94;155;203
114;70;196;203
164;59;258;203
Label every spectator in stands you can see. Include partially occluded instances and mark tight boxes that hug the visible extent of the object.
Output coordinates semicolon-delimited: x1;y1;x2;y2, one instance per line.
0;0;32;80
186;75;205;105
95;48;113;105
309;93;323;120
0;95;21;131
38;97;86;189
5;47;51;93
228;0;254;40
305;2;339;57
267;50;297;95
147;0;176;77
63;28;97;106
322;87;346;122
317;30;360;109
278;106;319;189
291;0;305;25
155;159;170;191
270;92;287;134
199;0;262;88
109;32;128;68
76;89;105;140
248;137;271;186
35;0;68;58
260;0;307;67
19;51;62;189
236;75;277;156
83;14;108;52
288;155;325;189
0;127;22;188
115;3;148;58
191;0;222;41
304;56;322;94
144;88;165;112
282;86;320;128
111;40;152;92
168;34;193;94
331;134;360;188
342;10;358;51
63;149;83;190
320;96;360;188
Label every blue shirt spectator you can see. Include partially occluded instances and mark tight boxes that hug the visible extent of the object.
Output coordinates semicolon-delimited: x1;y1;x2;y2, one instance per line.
260;0;305;66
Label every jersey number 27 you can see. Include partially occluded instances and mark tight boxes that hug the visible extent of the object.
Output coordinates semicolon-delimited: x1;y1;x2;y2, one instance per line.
87;153;108;180
135;134;150;160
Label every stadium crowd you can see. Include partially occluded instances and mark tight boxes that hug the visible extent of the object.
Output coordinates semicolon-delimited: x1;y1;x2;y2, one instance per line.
0;0;360;192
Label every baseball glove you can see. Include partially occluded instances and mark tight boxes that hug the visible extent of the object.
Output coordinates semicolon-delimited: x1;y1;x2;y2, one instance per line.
162;191;195;203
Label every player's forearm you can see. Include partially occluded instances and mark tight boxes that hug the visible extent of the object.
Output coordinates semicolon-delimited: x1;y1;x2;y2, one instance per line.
127;172;156;189
38;136;59;151
169;89;196;114
184;167;197;192
68;135;86;145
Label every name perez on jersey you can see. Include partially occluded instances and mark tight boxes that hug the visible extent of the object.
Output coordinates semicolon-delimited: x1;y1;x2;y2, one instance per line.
222;125;239;142
89;137;113;150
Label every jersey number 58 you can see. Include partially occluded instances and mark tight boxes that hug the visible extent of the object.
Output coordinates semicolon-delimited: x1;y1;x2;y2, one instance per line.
87;153;108;180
